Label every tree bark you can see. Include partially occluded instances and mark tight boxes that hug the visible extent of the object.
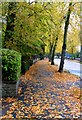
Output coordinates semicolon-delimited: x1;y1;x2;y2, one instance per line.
58;2;72;73
49;43;53;61
51;37;58;65
80;45;82;63
80;3;82;63
4;2;17;48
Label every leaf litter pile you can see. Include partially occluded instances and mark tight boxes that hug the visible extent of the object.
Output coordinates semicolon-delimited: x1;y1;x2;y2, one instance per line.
1;59;81;119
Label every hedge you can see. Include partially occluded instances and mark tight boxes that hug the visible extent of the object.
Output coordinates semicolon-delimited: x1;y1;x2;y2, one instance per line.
21;55;33;74
1;49;21;82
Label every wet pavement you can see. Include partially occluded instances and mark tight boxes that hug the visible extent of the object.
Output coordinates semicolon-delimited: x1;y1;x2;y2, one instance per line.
1;60;81;119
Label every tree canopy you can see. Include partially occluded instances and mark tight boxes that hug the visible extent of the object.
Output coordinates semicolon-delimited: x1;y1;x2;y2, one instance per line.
2;1;80;72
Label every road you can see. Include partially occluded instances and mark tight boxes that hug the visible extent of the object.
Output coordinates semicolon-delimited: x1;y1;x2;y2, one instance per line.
54;58;80;77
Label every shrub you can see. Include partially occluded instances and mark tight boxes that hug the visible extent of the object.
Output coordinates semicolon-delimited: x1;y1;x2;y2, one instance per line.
1;49;21;82
21;55;33;74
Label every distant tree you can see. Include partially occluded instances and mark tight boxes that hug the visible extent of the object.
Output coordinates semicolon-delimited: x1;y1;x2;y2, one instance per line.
67;33;80;54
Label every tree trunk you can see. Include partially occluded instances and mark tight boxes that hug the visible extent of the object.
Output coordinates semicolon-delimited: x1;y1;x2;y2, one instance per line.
80;3;82;63
51;37;58;65
58;2;72;73
80;45;82;63
71;47;74;55
49;44;53;61
4;2;17;48
40;44;45;60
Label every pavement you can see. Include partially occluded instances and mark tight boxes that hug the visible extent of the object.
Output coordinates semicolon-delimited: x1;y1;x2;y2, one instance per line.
1;59;81;119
